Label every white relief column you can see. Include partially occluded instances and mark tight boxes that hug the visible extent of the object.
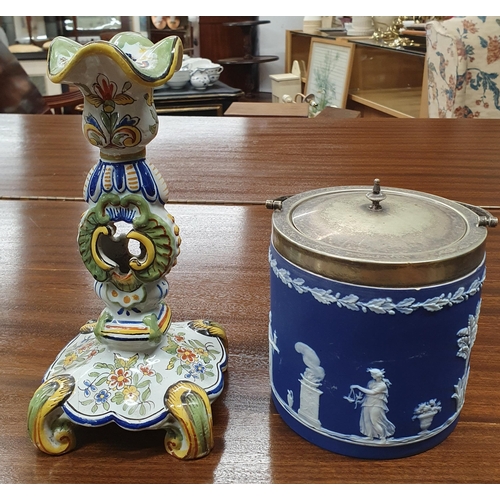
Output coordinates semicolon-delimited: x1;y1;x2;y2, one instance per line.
298;372;323;428
295;342;325;429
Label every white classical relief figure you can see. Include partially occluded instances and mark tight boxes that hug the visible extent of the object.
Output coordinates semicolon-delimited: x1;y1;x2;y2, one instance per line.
295;342;325;428
347;368;395;441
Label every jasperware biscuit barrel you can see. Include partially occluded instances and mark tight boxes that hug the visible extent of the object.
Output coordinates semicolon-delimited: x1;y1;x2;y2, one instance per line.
267;180;497;459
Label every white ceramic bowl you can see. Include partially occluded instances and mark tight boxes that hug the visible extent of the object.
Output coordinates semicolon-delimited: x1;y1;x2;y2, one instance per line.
165;69;191;89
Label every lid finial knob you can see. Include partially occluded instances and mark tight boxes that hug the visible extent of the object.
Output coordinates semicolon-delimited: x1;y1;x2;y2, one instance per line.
366;178;386;211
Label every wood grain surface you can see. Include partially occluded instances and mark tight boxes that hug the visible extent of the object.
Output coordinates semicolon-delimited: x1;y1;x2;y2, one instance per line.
1;198;499;484
1;114;499;209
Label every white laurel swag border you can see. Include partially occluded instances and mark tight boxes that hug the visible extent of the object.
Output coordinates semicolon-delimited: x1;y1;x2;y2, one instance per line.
269;250;485;315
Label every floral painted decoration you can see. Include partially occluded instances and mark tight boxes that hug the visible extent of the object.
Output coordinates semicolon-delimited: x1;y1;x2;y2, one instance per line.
78;353;160;416
81;73;142;149
42;321;227;429
47;32;182;153
427;16;500;118
162;327;223;382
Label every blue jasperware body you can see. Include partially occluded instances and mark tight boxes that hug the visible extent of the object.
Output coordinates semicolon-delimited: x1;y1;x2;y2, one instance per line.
269;244;485;459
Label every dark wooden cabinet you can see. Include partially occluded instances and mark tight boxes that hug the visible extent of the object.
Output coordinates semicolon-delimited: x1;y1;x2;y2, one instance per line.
198;16;258;91
147;16;193;53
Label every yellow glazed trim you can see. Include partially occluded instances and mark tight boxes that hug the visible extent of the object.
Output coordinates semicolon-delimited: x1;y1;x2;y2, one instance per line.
91;226;113;271
189;319;228;351
48;35;183;87
164;381;213;459
100;148;146;162
102;325;150;334
100;306;172;336
127;231;156;270
27;375;76;455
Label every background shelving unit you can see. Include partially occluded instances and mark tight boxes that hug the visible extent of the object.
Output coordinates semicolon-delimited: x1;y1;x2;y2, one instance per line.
147;16;194;54
285;30;427;118
218;20;278;96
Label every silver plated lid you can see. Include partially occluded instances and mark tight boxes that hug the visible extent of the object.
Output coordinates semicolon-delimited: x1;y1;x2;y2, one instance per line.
269;180;497;287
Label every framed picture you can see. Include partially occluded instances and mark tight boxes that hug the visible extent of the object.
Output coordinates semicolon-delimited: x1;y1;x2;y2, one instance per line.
305;38;355;110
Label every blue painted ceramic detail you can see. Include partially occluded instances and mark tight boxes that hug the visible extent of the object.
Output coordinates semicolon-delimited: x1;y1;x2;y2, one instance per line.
85;158;168;204
269;243;485;459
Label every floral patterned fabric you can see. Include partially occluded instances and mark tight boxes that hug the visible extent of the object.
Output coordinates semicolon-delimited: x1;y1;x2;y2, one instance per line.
426;17;500;118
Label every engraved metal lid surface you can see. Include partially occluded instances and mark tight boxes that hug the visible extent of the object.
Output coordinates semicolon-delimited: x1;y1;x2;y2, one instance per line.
270;181;496;287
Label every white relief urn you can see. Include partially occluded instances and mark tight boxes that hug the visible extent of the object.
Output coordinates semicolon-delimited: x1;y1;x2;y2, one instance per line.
413;399;442;434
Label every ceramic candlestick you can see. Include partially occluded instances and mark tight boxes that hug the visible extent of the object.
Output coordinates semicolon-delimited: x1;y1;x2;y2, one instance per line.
27;32;227;460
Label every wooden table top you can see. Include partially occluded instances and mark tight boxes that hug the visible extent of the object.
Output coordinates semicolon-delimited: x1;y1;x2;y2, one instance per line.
1;114;499;209
0;113;499;484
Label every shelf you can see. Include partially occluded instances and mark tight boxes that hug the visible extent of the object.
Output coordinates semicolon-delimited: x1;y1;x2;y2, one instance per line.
219;19;279;96
223;20;271;28
286;30;426;118
348;88;422;118
352;38;426;56
218;55;279;65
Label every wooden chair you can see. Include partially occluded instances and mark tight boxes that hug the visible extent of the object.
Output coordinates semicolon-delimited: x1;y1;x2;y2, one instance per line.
42;88;84;115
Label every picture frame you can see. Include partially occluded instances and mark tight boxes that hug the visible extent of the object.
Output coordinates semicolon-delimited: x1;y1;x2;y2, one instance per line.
305;38;355;110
